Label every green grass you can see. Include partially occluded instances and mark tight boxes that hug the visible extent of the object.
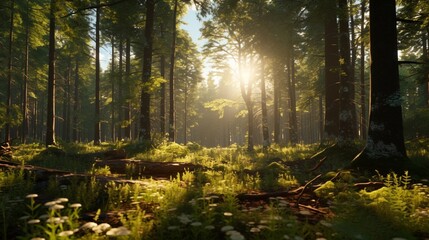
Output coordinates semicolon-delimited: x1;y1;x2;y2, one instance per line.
0;140;428;239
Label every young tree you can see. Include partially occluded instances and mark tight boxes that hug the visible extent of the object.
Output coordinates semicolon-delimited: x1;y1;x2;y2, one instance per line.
93;0;101;145
352;0;408;172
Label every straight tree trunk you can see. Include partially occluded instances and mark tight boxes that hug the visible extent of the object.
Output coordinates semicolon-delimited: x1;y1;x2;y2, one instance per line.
238;50;254;151
169;0;179;142
124;37;131;140
94;0;101;145
421;30;428;107
287;51;298;145
160;24;166;135
72;59;79;142
118;39;123;140
46;0;56;147
323;0;340;141
139;0;155;141
260;56;270;150
65;62;71;142
5;0;14;143
352;0;408;172
111;37;116;141
22;0;29;143
338;0;356;142
360;0;367;139
273;64;281;144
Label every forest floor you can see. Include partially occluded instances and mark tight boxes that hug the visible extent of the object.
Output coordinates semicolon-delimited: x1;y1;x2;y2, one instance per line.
1;139;429;240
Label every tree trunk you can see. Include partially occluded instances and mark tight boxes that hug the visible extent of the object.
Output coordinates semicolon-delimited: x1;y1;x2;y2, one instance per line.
139;0;155;141
273;64;281;144
118;39;123;140
110;37;116;141
260;56;270;150
168;0;178;142
5;0;14;143
22;0;29;144
421;29;428;107
160;24;166;136
352;0;408;172
124;37;131;140
72;59;79;142
338;0;356;143
360;0;367;139
287;51;298;145
46;0;56;147
94;0;101;146
323;0;340;141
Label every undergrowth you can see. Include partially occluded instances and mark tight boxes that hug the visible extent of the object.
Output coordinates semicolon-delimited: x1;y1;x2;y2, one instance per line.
0;140;428;239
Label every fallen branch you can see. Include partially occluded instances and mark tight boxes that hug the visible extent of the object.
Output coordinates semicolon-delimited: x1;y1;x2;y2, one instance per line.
297;174;322;204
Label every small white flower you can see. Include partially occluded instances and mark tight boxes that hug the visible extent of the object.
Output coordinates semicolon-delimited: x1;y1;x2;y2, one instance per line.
56;198;69;203
31;238;45;240
70;203;82;208
191;221;202;227
250;227;260;233
44;201;57;207
19;216;30;221
49;204;64;210
27;219;40;224
106;226;131;236
57;230;74;237
39;214;49;220
167;226;179;230
205;225;215;230
221;225;234;232
224;212;233;217
46;217;62;224
81;222;97;230
26;194;38;199
92;223;111;233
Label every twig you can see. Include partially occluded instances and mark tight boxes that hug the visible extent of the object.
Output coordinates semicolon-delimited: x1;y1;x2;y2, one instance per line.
297;174;322;204
307;157;327;172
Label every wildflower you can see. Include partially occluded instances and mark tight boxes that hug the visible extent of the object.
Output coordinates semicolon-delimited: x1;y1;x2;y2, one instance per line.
167;226;179;230
106;226;131;236
26;194;38;199
49;204;64;210
28;219;41;224
81;222;97;230
61;216;69;221
294;236;304;240
56;198;69;203
224;212;233;217
92;223;111;233
391;238;408;240
167;208;177;212
31;238;45;240
177;214;192;224
19;216;30;221
221;225;234;232
227;230;245;240
46;217;62;224
205;225;215;230
39;214;49;220
191;221;202;227
250;227;260;233
299;210;311;216
58;230;74;237
70;203;82;208
44;201;57;207
319;220;332;228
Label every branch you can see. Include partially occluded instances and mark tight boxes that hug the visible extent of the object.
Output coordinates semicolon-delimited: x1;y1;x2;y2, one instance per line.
396;18;423;24
398;60;425;65
61;0;128;18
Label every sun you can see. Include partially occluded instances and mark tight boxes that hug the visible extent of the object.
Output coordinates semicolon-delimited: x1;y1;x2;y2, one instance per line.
227;57;255;91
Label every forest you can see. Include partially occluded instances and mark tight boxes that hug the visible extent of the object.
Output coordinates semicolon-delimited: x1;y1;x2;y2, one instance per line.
1;0;429;239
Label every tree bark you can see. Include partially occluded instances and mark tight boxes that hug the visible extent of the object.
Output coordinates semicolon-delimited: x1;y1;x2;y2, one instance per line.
287;51;298;145
360;0;367;139
168;0;179;142
352;0;408;172
46;0;56;147
338;0;357;142
273;64;281;144
22;0;29;144
124;37;131;140
260;57;270;150
94;0;101;146
5;0;14;143
139;0;155;141
110;37;116;141
323;0;340;141
72;59;79;142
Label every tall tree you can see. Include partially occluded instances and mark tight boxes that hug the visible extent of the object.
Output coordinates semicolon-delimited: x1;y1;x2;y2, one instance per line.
93;0;102;145
338;0;357;142
352;0;408;171
168;0;178;142
46;0;56;147
5;0;15;143
323;0;340;141
139;0;155;141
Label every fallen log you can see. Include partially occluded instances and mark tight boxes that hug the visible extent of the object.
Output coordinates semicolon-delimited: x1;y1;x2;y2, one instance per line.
94;159;206;178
